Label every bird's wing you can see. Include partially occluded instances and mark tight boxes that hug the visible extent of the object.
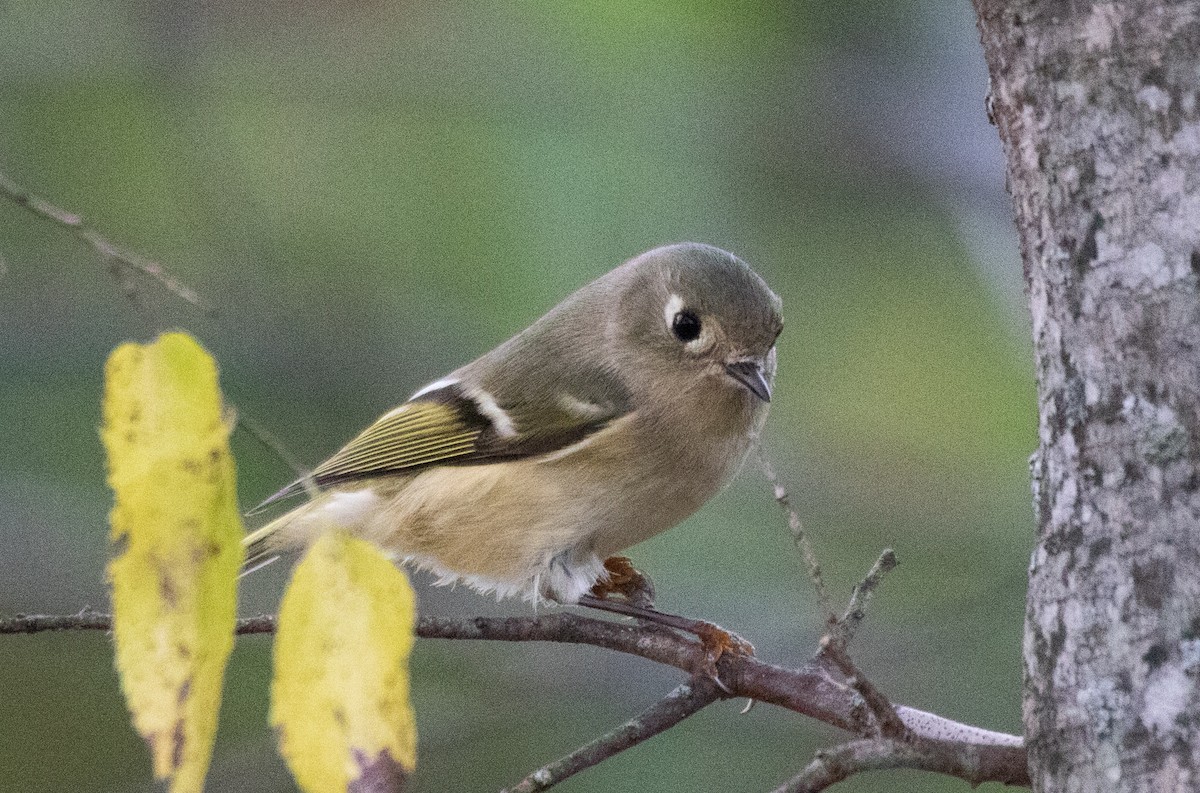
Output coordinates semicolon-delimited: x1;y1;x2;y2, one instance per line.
253;379;628;511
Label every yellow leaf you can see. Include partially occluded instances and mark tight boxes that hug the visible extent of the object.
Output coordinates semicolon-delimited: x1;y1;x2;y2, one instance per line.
103;332;243;793
272;533;417;793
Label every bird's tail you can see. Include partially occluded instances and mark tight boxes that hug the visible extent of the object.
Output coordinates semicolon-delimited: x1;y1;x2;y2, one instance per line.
241;468;329;575
241;499;324;575
240;515;287;576
240;490;367;575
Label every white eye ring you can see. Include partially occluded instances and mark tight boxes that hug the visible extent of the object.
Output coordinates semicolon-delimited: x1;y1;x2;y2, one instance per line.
663;294;686;330
684;325;715;353
664;293;714;352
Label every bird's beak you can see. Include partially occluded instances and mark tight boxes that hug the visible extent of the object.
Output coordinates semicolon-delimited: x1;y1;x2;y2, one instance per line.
725;359;772;402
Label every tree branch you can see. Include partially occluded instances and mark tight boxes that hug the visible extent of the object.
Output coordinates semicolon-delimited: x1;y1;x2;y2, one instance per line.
828;549;898;648
773;735;1026;793
0;609;1029;788
0;171;207;311
759;450;834;623
501;679;722;793
818;641;908;740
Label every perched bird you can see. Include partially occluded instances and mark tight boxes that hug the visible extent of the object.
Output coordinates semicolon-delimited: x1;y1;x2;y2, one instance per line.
245;242;783;606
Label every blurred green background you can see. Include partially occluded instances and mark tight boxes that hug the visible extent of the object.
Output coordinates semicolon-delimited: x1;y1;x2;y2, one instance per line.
0;2;1034;791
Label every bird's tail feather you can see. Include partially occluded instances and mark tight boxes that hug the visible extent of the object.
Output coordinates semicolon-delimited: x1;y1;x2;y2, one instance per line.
240;511;293;576
240;491;360;576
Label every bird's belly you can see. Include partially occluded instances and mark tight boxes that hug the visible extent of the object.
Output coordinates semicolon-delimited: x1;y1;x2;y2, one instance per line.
354;417;752;600
359;462;598;596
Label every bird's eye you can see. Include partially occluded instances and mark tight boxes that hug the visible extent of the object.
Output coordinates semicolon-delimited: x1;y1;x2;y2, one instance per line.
671;310;702;342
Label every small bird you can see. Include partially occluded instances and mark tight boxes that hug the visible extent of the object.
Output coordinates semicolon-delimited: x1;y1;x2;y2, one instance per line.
245;243;783;607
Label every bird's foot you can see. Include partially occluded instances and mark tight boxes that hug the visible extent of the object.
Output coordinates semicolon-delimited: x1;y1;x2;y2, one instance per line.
578;559;754;692
691;621;756;691
588;555;656;609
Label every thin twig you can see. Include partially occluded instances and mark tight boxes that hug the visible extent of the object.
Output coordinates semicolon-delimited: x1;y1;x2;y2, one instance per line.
805;548;906;744
758;449;833;623
501;679;722;793
829;549;898;648
818;640;907;739
233;409;311;481
0;173;312;479
0;610;276;635
0;171;206;311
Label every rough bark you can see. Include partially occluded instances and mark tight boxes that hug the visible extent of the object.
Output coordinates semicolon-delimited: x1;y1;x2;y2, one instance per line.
974;1;1200;790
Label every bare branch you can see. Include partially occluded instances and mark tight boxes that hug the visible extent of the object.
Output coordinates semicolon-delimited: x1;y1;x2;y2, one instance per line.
0;171;206;310
818;641;907;740
501;679;722;793
806;547;906;737
0;610;277;635
829;549;897;648
0;173;315;486
0;608;114;633
758;449;833;623
773;736;1030;792
0;609;1028;788
232;409;311;482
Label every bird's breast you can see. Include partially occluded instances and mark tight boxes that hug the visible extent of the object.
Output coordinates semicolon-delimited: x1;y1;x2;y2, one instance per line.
552;399;761;557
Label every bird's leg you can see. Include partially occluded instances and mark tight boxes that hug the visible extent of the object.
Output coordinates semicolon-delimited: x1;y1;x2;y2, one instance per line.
579;556;755;689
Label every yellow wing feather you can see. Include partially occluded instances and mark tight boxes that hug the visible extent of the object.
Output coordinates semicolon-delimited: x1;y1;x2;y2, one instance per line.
311;401;483;483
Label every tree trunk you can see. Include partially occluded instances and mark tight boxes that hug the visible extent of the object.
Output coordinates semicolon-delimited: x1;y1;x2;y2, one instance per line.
973;2;1200;790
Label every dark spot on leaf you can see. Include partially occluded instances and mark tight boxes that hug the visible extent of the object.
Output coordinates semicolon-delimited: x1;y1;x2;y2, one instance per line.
333;707;347;728
180;458;202;475
1191;250;1200;278
160;571;178;608
1142;643;1169;669
1143;67;1167;88
350;748;409;793
172;718;186;770
209;447;222;463
1132;558;1174;610
177;676;193;706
